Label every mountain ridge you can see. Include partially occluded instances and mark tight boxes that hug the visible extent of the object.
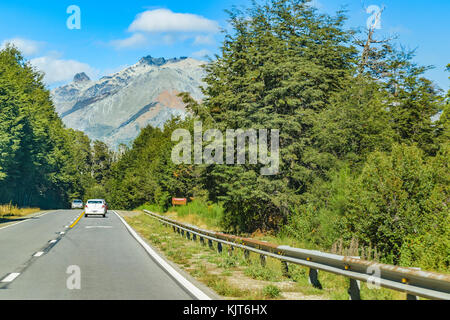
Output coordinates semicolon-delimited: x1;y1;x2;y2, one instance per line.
51;56;206;149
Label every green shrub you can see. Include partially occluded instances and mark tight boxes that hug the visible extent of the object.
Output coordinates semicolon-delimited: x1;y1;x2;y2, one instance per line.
263;285;281;299
171;200;224;228
284;144;449;268
244;264;281;281
281;166;354;249
333;144;449;265
136;203;165;213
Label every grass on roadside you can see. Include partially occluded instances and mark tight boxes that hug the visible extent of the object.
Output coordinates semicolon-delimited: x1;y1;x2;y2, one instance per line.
138;201;224;230
125;212;408;300
0;204;40;219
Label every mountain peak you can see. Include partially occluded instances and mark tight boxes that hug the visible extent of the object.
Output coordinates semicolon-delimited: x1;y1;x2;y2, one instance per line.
52;55;205;150
139;55;188;66
73;72;90;83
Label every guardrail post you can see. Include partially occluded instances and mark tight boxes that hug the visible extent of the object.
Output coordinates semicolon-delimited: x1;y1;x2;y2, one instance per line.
406;268;421;300
217;242;223;253
308;269;322;289
186;231;190;240
260;254;266;267
406;294;419;300
281;261;289;278
142;211;450;300
192;234;197;241
244;249;250;261
228;246;234;256
348;278;361;300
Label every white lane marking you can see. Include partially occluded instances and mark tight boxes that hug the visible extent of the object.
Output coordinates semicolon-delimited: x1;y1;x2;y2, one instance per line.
33;252;44;257
113;211;211;300
34;211;53;218
59;232;65;235
1;273;20;283
49;240;57;244
0;211;58;231
0;219;29;231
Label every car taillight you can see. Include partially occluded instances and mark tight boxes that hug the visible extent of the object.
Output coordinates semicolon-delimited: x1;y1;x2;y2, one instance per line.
102;205;105;208
85;205;88;208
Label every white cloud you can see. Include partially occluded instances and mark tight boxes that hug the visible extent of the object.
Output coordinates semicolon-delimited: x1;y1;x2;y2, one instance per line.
191;49;212;59
1;38;44;56
193;35;215;46
111;33;148;49
129;9;219;33
389;26;412;35
111;9;220;50
30;53;96;85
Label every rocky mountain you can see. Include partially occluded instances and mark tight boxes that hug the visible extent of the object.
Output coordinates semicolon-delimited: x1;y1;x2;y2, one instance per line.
51;56;206;148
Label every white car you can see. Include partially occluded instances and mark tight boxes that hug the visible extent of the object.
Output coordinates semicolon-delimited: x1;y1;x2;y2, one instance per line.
85;199;108;218
71;199;84;209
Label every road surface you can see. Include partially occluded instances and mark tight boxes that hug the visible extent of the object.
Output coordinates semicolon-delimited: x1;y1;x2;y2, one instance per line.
0;210;207;300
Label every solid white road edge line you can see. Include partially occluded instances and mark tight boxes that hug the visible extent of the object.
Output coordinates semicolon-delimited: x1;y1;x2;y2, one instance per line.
34;211;52;218
0;211;54;231
113;210;212;300
33;252;44;257
1;273;20;283
0;219;29;231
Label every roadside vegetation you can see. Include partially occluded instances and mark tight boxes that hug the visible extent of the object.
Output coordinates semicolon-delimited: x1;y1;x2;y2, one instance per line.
125;212;407;300
137;200;224;230
1;0;448;274
0;204;39;221
106;0;449;274
0;46;116;209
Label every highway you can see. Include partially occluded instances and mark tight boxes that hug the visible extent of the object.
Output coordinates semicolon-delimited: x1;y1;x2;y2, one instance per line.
0;210;210;300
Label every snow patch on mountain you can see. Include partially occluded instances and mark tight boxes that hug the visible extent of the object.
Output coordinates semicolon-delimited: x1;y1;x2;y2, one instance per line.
51;56;206;149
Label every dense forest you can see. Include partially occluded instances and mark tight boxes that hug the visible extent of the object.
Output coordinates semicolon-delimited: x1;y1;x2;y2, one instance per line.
1;0;448;270
0;46;114;208
105;0;449;270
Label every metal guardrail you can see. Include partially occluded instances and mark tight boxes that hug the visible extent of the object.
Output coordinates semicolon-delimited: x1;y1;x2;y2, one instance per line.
143;210;450;300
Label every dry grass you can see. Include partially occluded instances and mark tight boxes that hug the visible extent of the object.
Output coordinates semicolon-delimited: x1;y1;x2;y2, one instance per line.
0;204;40;218
164;211;222;231
126;211;409;300
124;212;330;300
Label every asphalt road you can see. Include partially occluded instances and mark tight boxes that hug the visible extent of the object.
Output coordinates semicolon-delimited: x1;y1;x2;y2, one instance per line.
0;210;199;300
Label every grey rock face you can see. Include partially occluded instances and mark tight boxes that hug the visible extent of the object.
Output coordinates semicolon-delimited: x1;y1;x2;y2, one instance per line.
51;56;206;149
73;72;91;83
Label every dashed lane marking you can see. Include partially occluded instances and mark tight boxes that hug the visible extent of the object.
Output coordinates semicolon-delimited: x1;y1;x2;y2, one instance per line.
1;273;20;283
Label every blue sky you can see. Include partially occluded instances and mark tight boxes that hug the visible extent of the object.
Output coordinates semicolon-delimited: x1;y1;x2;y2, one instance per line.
0;0;448;91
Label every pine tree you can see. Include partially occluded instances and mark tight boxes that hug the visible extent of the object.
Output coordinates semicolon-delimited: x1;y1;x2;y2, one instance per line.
0;45;96;208
184;0;356;232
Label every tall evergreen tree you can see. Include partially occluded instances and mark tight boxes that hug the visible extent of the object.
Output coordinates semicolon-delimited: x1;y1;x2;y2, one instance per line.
0;45;96;208
183;0;356;232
